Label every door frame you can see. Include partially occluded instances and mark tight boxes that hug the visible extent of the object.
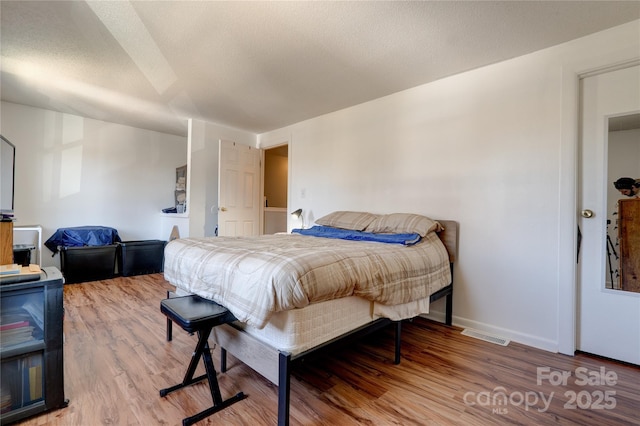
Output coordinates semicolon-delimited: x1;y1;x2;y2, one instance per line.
260;144;291;235
259;137;291;235
557;59;640;356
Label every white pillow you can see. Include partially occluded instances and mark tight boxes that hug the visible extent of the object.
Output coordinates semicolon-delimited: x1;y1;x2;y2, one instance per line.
315;211;377;231
365;213;442;236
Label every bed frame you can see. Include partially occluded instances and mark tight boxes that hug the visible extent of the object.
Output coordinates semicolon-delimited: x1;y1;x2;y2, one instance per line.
212;220;458;426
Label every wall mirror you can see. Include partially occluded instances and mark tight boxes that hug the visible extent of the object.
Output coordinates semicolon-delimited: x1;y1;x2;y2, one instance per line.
605;113;640;293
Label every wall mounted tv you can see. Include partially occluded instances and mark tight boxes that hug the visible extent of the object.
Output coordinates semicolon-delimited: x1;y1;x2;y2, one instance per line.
0;135;16;219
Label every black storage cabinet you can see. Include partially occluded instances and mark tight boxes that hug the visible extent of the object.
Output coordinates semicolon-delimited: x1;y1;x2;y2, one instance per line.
117;240;166;277
0;267;68;424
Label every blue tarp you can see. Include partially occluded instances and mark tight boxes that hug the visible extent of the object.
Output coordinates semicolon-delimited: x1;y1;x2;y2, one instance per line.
292;225;421;246
45;226;121;254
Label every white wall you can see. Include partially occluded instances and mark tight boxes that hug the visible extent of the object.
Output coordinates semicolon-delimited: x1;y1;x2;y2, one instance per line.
187;118;256;238
1;101;187;268
259;21;640;352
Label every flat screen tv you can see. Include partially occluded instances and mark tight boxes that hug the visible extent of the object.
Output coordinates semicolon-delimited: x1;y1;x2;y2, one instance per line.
0;135;16;219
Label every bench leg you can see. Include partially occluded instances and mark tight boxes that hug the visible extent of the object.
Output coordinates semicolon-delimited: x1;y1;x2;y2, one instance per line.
182;392;246;426
160;327;213;396
220;347;227;372
166;291;173;341
202;332;224;405
160;327;246;425
182;345;245;426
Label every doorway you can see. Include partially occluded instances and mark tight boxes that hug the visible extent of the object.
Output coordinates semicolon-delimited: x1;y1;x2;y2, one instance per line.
263;145;289;234
217;140;261;237
577;64;640;365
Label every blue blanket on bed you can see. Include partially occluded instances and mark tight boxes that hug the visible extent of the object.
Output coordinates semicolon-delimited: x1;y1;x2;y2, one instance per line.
292;225;421;245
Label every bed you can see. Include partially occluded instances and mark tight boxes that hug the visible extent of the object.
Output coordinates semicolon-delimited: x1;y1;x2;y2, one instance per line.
163;212;458;425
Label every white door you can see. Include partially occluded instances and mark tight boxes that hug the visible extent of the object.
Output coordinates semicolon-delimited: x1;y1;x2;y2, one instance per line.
578;65;640;365
217;140;261;237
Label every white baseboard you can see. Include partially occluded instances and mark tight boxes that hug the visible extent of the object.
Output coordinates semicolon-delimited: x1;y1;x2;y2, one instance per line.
420;310;559;354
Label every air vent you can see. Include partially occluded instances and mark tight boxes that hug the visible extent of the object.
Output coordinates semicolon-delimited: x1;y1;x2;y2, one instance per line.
461;328;510;346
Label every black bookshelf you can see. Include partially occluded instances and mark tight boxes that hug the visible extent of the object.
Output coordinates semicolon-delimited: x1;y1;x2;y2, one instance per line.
0;267;67;424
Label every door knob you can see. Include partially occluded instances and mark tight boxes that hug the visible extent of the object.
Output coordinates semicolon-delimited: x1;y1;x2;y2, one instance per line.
220;207;227;212
581;209;594;218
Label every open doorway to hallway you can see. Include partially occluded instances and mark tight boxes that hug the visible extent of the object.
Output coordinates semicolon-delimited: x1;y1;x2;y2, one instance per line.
263;145;288;234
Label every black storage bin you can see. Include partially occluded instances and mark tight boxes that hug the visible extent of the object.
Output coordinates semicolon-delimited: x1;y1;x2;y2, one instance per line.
60;244;118;284
13;244;35;266
118;240;166;277
45;226;121;284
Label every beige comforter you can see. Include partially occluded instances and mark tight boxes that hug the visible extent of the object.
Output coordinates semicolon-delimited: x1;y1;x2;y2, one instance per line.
163;232;451;329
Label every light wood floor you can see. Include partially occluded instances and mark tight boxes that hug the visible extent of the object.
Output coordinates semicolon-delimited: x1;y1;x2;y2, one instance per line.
17;274;640;426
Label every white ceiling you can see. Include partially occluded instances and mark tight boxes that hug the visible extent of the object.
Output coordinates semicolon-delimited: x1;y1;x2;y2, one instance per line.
1;1;639;136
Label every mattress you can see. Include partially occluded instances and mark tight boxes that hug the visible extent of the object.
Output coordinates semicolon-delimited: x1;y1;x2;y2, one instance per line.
175;286;373;355
175;287;435;356
164;232;451;329
235;296;374;355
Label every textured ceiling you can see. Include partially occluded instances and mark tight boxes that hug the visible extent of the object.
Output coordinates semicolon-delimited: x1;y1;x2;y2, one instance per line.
1;1;639;136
